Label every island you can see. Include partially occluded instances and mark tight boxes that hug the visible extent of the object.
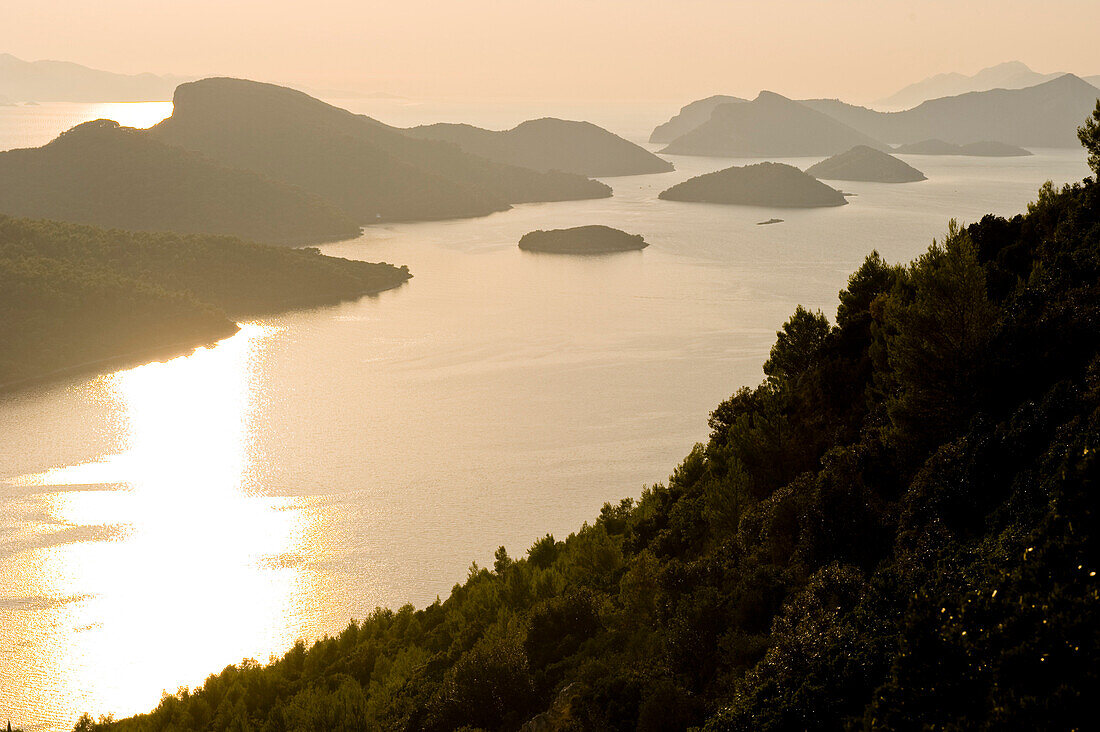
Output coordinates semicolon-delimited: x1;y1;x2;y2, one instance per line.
406;118;674;177
658;91;885;158
893;139;1033;156
659;162;848;207
649;94;747;143
757;218;784;225
518;225;648;254
149;78;611;224
0;214;411;388
805;145;927;183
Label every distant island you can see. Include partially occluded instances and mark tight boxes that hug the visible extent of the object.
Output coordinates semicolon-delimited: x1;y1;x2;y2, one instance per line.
893;139;1033;156
0;119;361;246
658;91;885;158
518;225;648;253
149;78;611;225
659;162;848;207
757;218;784;225
0;215;410;388
656;75;1100;151
649;94;746;143
406;118;674;177
0;52;185;102
806;145;927;183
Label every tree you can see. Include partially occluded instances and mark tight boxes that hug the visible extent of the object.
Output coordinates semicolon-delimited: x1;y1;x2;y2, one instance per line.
762;305;831;382
1078;99;1100;175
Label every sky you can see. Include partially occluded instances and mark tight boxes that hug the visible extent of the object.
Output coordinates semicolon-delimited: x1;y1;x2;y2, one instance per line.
3;0;1099;103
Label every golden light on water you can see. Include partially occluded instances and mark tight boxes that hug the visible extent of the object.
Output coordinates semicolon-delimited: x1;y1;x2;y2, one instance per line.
88;102;174;130
1;324;319;728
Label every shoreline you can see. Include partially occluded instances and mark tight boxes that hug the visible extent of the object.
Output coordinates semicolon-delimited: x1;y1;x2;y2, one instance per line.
0;276;411;396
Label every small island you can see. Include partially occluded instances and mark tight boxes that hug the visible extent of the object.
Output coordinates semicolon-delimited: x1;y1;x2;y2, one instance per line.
518;225;648;254
757;218;784;225
893;139;1033;157
659;162;848;208
805;145;926;183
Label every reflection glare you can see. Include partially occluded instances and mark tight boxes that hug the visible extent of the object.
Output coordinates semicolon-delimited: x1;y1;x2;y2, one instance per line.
0;324;317;729
89;102;173;129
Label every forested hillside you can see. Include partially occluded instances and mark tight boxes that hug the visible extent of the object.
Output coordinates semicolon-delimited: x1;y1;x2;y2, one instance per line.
0;216;410;386
86;110;1100;732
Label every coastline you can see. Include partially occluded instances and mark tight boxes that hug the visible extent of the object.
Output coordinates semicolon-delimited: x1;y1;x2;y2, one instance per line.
0;276;411;396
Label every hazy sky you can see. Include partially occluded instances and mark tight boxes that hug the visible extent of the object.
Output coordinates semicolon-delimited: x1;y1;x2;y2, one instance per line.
3;0;1099;102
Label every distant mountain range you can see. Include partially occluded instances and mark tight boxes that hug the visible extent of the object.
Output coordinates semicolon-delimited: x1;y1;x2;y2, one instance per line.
876;61;1100;110
654;74;1100;156
406;118;672;177
0;53;186;102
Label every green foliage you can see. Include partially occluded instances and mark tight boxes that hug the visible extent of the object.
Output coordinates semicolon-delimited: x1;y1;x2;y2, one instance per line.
0;215;409;385
91;120;1100;732
1079;99;1100;175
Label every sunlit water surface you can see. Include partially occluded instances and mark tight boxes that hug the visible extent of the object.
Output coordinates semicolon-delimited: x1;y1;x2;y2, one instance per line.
0;101;1091;729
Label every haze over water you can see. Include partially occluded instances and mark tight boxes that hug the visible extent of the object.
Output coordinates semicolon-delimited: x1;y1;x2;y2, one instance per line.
0;102;1091;729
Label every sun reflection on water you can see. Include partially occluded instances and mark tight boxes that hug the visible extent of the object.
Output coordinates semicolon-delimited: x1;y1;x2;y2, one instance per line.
88;102;174;130
0;324;318;729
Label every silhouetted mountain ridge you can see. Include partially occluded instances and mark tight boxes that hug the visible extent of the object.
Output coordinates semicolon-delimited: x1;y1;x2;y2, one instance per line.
407;118;673;177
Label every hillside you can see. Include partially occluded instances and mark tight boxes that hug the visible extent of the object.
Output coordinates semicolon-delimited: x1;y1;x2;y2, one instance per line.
518;225;648;254
649;95;746;143
806;145;926;183
659;91;885;157
149;78;610;223
0;120;361;245
893;139;1033;156
659;162;848;207
804;75;1100;147
94;119;1100;730
0;216;410;387
406;118;673;177
0;53;184;102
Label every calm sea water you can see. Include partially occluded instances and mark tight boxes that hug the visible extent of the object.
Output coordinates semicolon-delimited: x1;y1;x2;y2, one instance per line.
0;101;1091;729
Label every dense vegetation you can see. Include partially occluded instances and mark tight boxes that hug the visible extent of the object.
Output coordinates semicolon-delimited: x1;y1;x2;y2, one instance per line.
85;115;1100;732
0;120;361;246
0;215;410;386
518;226;648;254
660;162;848;208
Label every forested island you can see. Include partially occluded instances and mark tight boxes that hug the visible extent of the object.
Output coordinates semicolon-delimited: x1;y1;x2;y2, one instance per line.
0;216;410;387
518;226;648;254
660;162;848;207
805;145;927;183
76;107;1100;732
